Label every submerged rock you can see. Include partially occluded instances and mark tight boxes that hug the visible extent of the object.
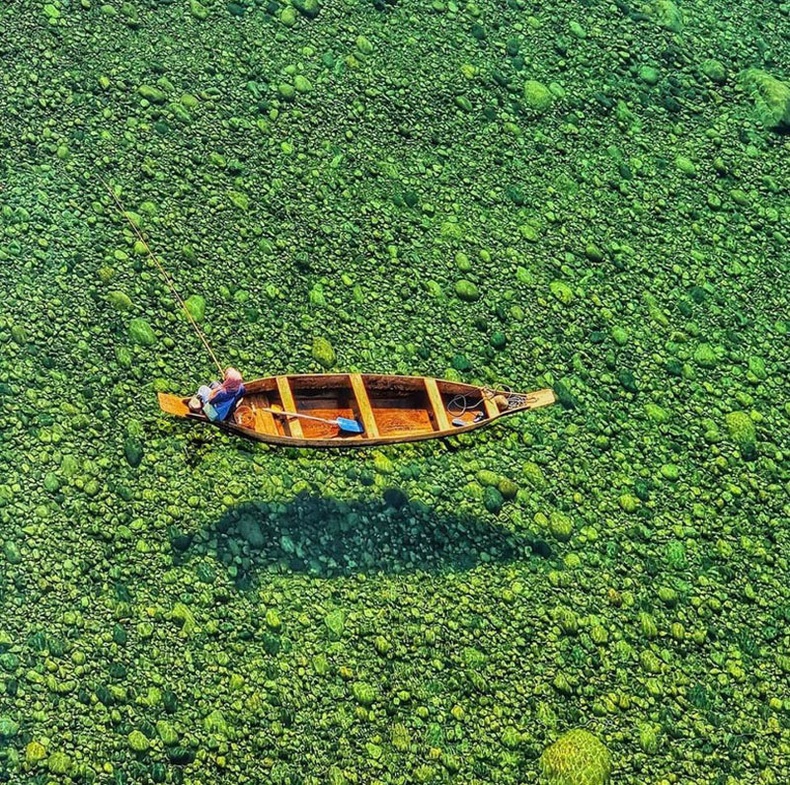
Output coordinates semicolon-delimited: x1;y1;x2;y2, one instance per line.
540;729;611;785
524;80;554;112
312;336;336;368
124;436;144;468
651;0;683;32
129;318;156;346
184;294;206;323
741;69;790;131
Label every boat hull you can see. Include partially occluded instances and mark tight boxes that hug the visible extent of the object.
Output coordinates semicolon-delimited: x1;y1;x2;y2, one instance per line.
158;374;555;448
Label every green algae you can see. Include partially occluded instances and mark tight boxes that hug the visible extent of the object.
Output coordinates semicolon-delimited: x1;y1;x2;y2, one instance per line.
0;0;788;782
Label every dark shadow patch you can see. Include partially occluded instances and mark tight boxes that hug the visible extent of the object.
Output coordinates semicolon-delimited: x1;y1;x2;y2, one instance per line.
171;491;552;584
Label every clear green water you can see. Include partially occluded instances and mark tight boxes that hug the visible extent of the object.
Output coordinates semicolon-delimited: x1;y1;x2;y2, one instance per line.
0;0;788;783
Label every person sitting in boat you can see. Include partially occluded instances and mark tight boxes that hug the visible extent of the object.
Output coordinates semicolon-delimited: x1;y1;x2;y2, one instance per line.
188;367;246;422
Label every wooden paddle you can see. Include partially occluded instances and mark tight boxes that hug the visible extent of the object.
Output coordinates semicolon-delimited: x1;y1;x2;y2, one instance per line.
256;406;365;434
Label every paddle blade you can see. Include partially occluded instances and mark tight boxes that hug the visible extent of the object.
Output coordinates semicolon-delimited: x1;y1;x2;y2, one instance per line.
158;393;190;417
335;417;365;434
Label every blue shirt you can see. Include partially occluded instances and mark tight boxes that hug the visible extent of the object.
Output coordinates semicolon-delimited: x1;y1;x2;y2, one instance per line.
209;384;246;421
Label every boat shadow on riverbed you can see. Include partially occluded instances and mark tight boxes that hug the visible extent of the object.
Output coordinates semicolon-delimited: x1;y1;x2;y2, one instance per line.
170;491;553;585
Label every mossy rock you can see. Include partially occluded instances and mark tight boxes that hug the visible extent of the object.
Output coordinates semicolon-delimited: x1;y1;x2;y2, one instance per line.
638;721;662;754
645;403;670;423
701;59;727;83
294;75;313;93
0;716;19;738
675;155;696;176
549;280;574;305
524;80;554;112
741;69;790;130
128;730;150;752
498;477;518;499
47;752;72;774
549;511;573;542
25;740;47;765
352;681;376;706
523;461;546;488
356;35;374;55
484;485;504;514
619;494;640;512
455;280;480;302
639;66;660;85
540;729;611;785
651;0;683;32
129;318;156;346
609;326;628;345
229;191;250;210
293;0;321;18
324;609;345;637
693;343;719;367
184;295;206;323
138;85;167;103
476;469;500;487
124;436;144;468
725;411;756;449
189;0;209;19
312;336;336;368
204;709;230;737
107;291;134;311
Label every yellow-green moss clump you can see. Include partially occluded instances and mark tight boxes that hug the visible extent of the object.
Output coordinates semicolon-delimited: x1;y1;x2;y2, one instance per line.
741;69;790;130
540;729;612;785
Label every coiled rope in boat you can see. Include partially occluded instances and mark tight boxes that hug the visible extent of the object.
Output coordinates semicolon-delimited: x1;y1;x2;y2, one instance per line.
447;386;527;416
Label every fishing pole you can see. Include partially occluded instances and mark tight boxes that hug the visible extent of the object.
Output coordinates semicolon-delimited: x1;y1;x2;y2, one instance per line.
97;175;225;377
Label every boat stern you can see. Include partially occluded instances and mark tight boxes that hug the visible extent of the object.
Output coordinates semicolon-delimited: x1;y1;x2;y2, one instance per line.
158;392;191;418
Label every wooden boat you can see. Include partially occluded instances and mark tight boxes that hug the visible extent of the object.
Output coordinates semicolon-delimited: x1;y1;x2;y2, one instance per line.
158;374;555;448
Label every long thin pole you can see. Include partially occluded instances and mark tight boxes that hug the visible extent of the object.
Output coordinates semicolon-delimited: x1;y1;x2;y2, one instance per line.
98;176;225;377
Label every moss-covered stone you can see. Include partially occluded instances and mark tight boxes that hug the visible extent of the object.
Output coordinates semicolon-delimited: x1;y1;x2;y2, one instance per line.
293;0;321;18
524;80;553;112
294;75;313;93
107;290;134;311
455;280;480;301
701;59;727;83
324;609;345;637
741;69;790;130
725;411;756;451
539;729;611;785
352;681;376;706
138;85;167;103
549;511;573;542
25;740;47;765
549;280;574;305
124;436;144;468
638;722;662;754
651;0;683;32
523;461;546;488
189;0;208;19
204;709;230;737
693;343;719;367
484;485;504;514
156;720;179;746
128;730;150;752
184;294;206;323
0;716;19;738
639;65;660;85
312;336;336;368
47;752;72;774
129;318;156;346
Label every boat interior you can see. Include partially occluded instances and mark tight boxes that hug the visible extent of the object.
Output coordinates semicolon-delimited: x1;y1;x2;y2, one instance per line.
234;374;502;440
